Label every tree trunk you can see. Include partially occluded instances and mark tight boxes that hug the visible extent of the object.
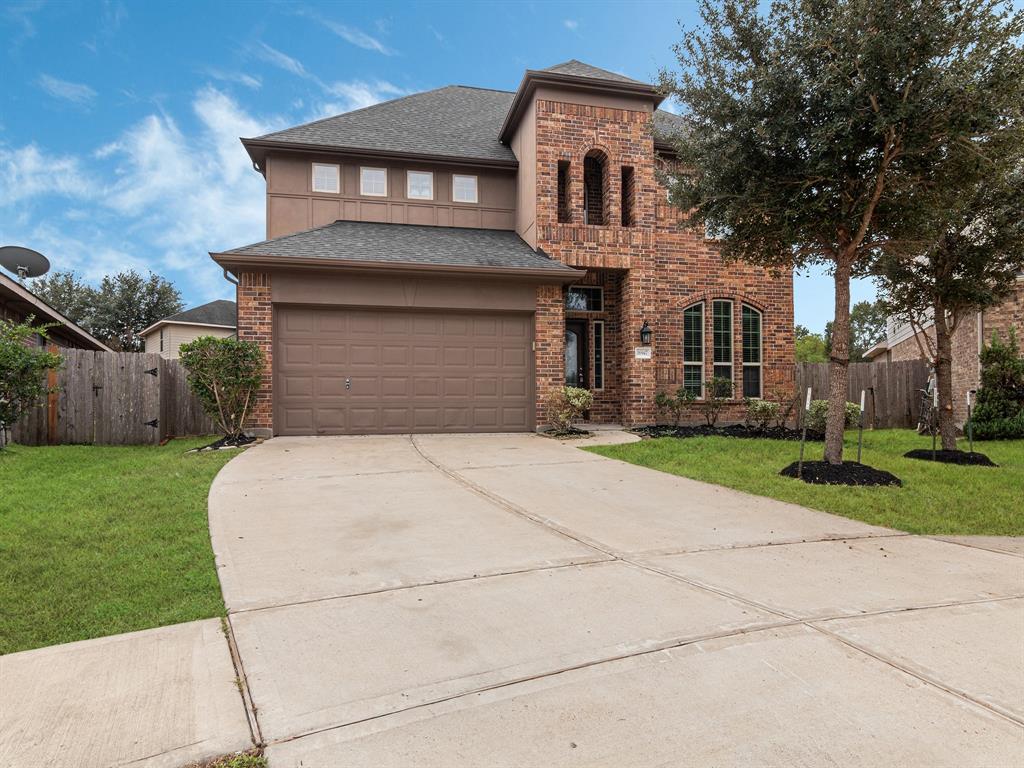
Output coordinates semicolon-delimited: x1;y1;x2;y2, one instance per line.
933;305;957;451
824;260;852;465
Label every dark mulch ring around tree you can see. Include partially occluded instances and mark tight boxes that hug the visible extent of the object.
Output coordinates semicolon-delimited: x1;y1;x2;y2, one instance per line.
188;434;258;453
903;448;998;467
635;424;824;442
779;460;903;487
540;427;592;440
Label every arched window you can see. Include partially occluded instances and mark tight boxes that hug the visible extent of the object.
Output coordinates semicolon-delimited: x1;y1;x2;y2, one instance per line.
742;304;763;398
583;149;608;225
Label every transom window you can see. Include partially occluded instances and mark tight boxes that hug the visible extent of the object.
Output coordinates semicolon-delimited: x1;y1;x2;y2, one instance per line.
452;174;478;203
312;163;340;194
712;300;733;384
742;304;763;398
360;167;387;196
682;303;704;398
566;286;603;312
406;171;433;200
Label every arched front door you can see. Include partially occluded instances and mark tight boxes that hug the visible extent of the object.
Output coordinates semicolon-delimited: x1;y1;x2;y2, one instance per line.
564;320;588;388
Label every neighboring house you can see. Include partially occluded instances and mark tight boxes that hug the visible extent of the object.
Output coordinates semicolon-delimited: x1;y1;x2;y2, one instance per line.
0;271;111;352
141;299;237;359
211;60;794;436
865;278;1024;424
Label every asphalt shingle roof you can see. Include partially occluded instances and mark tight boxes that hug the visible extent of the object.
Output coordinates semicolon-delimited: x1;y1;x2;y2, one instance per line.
538;60;651;86
252;86;517;163
652;109;687;145
165;299;236;327
224;221;579;273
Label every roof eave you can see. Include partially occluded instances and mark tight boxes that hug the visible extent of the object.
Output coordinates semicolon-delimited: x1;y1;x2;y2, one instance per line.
0;274;113;352
140;319;237;336
241;138;519;173
210;251;583;284
499;70;664;144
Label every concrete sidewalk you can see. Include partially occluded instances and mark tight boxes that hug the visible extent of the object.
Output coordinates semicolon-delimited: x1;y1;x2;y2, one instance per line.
205;434;1023;766
0;620;254;768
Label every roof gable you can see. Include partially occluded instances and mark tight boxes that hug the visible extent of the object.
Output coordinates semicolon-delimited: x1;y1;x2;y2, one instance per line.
539;60;651;86
164;299;236;327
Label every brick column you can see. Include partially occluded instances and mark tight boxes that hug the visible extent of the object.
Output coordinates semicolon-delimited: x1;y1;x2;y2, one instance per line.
237;271;273;436
534;284;565;429
618;269;657;426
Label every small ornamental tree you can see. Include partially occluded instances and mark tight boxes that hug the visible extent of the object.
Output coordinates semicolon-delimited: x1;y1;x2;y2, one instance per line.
0;319;63;449
179;336;265;441
545;386;594;433
655;385;696;427
661;0;1024;464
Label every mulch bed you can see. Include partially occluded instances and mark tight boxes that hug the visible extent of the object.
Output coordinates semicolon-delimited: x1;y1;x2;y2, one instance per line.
635;424;824;442
189;435;257;453
779;460;902;487
903;449;998;467
539;427;592;440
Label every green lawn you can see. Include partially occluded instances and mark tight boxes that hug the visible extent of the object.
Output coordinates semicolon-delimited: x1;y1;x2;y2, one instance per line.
0;438;235;655
587;429;1024;536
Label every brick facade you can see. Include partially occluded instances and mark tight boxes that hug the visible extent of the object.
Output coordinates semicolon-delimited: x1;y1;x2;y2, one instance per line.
533;98;794;427
237;271;273;434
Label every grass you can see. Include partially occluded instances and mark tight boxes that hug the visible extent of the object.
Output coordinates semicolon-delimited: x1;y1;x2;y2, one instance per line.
0;438;236;655
587;429;1024;536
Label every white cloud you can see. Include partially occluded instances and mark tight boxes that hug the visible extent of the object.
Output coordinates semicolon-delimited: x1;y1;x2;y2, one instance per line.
253;41;309;79
321;80;405;112
319;19;395;55
0;144;91;205
37;74;97;105
563;19;579;31
206;69;262;90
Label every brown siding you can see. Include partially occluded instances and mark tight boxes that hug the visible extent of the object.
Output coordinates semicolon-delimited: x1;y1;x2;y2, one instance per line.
265;153;516;239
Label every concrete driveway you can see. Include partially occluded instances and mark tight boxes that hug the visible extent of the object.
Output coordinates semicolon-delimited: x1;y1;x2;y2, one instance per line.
208;433;1024;766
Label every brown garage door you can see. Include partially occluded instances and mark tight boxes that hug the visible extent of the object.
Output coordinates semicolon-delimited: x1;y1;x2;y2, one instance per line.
274;307;534;435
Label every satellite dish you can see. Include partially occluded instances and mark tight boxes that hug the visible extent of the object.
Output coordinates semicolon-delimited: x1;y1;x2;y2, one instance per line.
0;246;50;282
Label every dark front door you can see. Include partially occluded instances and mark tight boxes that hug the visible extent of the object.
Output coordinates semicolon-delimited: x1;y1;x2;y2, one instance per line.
564;320;588;388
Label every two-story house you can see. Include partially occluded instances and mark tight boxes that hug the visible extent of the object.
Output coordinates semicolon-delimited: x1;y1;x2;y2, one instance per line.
212;60;794;436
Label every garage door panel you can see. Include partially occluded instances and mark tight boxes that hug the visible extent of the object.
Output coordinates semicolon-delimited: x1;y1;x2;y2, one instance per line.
276;308;533;435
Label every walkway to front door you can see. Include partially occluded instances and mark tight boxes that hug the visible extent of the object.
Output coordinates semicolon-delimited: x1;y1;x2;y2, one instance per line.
208;434;1024;764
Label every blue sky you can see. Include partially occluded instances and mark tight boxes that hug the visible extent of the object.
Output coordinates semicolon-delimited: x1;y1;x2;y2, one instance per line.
1;0;874;332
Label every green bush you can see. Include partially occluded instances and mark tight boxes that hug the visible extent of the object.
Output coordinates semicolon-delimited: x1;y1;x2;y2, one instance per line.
805;399;860;433
655;385;696;426
702;376;733;427
179;336;265;440
969;329;1024;440
545;386;594;433
744;398;781;430
0;318;63;448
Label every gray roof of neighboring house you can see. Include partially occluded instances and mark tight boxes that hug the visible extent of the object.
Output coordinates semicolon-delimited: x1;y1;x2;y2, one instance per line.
222;220;579;274
251;86;518;164
538;60;651;85
164;299;237;327
652;109;687;147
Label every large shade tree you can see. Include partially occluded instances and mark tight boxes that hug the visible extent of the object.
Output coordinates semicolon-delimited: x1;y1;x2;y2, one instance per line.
660;0;1024;464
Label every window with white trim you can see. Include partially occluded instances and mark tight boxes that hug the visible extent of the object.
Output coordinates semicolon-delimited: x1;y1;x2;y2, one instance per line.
742;304;763;398
452;174;478;203
593;320;605;390
407;171;433;200
712;300;733;385
360;167;387;196
682;303;704;398
312;163;340;193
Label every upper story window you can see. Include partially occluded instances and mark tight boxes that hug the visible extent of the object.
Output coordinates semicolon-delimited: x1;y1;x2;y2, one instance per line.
312;163;340;194
621;166;635;227
360;167;387;197
452;174;478;203
557;161;571;223
566;286;603;312
583;150;607;225
407;171;433;200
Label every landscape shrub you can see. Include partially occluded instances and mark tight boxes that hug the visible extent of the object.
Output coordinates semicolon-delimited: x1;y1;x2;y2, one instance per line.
744;398;781;430
0;319;63;449
655;385;696;426
545;386;594;433
970;329;1024;440
179;336;265;440
702;376;733;426
805;399;860;433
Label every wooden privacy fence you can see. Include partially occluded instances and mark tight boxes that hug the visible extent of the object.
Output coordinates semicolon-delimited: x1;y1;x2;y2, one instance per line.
11;349;214;446
795;360;930;429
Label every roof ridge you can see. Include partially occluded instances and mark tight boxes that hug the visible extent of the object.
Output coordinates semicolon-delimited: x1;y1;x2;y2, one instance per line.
445;84;516;94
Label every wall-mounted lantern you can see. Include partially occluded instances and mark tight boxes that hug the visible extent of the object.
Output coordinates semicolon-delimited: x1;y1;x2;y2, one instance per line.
639;320;652;346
